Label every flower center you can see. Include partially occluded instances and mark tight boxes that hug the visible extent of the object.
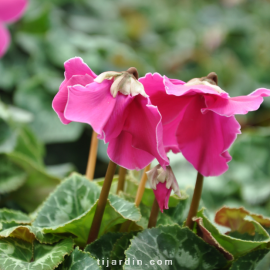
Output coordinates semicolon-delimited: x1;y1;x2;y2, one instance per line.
94;70;148;98
185;78;226;94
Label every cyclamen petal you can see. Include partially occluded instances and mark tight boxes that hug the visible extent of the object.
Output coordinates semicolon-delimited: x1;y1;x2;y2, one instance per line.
0;0;28;23
203;88;270;117
153;182;171;213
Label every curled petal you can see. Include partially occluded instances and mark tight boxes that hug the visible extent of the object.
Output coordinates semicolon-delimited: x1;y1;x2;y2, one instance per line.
52;74;94;124
164;76;230;98
107;131;154;170
63;57;97;81
176;95;241;176
0;24;10;57
203;88;270;117
0;0;28;23
64;81;116;135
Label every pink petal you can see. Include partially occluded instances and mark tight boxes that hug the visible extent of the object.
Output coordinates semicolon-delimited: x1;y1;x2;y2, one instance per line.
64;81;116;135
0;0;28;23
176;95;241;176
139;73;186;153
164;76;230;98
107;131;154;170
153;182;172;213
203;88;270;117
63;57;97;81
52;74;94;124
122;95;169;169
0;23;9;57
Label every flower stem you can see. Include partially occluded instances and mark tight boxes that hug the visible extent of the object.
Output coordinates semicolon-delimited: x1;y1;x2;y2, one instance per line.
135;164;151;206
87;160;117;244
86;131;98;181
186;172;204;229
148;197;159;228
116;167;127;194
119;164;151;232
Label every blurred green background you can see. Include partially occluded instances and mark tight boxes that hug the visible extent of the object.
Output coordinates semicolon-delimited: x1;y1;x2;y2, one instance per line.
1;0;270;218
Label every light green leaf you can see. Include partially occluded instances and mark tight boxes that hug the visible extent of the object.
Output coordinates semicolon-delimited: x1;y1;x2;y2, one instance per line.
124;225;228;270
0;208;31;224
0;238;73;270
33;173;141;246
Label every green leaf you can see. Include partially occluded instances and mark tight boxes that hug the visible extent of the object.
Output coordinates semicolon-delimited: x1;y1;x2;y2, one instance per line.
0;223;67;244
230;249;270;270
193;217;233;261
85;232;124;269
0;119;17;153
0;155;27;194
33;173;141;246
197;209;270;258
58;247;101;270
110;232;138;270
0;238;74;270
0;208;31;224
124;225;228;270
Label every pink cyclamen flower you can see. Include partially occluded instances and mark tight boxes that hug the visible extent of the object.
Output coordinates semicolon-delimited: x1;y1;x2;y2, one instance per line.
52;57;169;170
140;73;270;177
147;164;181;212
0;0;28;57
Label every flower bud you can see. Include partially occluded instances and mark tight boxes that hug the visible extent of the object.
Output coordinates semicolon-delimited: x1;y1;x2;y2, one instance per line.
94;71;148;98
147;165;181;212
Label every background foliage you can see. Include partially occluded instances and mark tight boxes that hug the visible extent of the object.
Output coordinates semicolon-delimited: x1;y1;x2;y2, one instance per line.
1;0;270;246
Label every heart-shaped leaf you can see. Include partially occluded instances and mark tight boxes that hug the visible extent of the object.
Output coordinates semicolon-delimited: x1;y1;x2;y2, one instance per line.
124;225;228;270
0;238;73;270
33;173;141;246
